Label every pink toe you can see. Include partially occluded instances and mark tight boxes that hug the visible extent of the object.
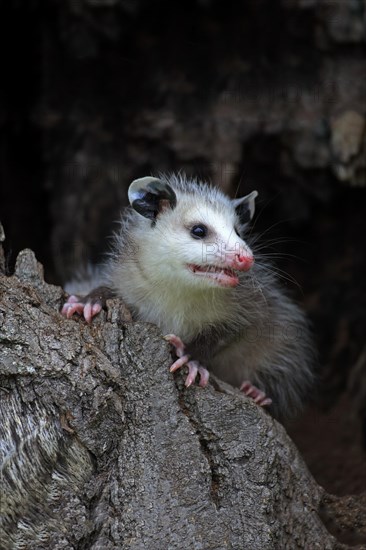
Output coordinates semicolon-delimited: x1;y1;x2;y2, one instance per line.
164;334;185;357
240;381;251;392
198;366;210;387
170;354;190;373
84;303;92;324
185;362;198;387
253;391;266;403
68;304;82;318
240;380;272;407
260;397;273;407
61;302;84;319
92;303;102;316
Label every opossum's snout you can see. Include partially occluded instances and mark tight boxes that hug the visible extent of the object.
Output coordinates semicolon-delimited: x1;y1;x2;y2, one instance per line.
225;252;254;272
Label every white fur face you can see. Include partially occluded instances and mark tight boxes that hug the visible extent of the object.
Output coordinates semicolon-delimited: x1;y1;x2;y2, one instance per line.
137;194;254;290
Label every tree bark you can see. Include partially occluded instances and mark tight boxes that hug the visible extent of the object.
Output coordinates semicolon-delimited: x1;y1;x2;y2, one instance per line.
0;247;350;549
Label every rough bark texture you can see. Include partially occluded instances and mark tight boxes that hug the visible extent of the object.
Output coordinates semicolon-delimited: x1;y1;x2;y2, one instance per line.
0;247;351;549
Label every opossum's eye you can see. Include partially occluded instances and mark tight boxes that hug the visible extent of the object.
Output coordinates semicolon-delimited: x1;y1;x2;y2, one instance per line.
190;224;208;239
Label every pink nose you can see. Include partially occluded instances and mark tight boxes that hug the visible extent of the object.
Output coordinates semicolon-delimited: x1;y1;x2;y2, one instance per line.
233;254;254;271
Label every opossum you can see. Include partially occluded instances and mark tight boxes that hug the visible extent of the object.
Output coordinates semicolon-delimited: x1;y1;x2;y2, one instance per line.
62;174;314;419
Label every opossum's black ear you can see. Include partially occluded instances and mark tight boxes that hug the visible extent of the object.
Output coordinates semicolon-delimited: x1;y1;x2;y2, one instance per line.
128;177;177;220
233;191;258;225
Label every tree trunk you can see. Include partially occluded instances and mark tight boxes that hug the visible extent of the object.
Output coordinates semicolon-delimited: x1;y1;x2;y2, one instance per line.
1;246;352;549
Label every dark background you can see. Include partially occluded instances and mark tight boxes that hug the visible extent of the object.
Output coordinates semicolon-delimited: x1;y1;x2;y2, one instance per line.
1;0;365;497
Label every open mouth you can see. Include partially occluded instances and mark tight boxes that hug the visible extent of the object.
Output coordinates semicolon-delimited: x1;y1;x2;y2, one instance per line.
187;264;239;288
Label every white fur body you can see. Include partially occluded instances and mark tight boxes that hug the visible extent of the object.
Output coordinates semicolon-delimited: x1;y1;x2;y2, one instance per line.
66;174;314;418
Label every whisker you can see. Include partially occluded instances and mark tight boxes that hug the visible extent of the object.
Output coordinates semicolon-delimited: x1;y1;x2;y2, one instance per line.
255;251;306;262
259;263;304;294
248;217;301;242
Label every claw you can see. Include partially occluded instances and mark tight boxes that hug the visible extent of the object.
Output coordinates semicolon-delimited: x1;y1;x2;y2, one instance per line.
169;354;191;373
83;302;102;324
61;302;85;318
165;333;210;387
61;295;102;324
185;361;198;387
240;380;272;407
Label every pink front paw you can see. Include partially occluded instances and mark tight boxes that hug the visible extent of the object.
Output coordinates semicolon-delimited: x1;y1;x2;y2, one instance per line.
164;334;210;388
240;380;272;407
61;295;102;324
